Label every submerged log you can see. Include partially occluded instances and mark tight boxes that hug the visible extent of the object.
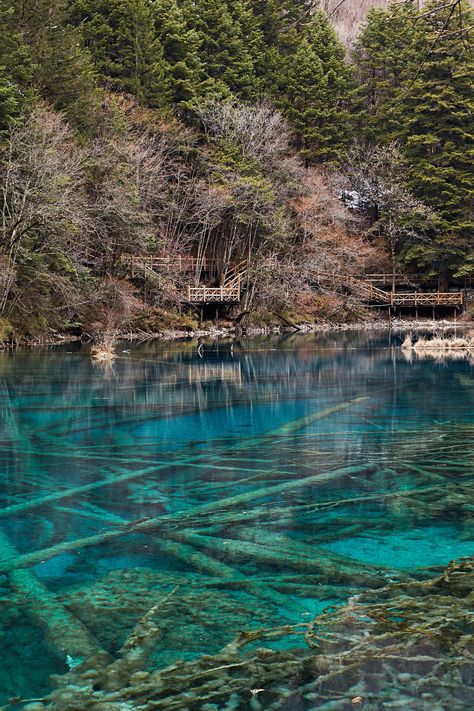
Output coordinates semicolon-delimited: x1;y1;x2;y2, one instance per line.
169;531;389;587
100;586;177;692
0;463;370;575
163;532;308;619
0;396;368;521
235;397;368;448
0;530;107;665
236;528;393;573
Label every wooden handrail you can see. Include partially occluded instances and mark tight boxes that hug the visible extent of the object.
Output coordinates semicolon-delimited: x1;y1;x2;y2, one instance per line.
186;284;241;303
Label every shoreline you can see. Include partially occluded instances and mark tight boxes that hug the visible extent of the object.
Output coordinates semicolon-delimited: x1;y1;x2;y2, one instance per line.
0;317;470;351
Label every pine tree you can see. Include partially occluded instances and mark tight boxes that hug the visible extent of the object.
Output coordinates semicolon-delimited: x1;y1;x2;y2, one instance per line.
0;1;33;130
229;0;266;98
69;0;171;108
249;0;315;98
12;0;99;133
152;0;203;106
285;11;354;164
352;0;474;276
392;0;474;276
0;72;19;133
353;1;418;141
187;0;259;101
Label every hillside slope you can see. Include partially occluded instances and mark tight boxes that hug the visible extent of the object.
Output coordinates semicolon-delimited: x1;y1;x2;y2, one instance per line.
323;0;473;43
323;0;390;43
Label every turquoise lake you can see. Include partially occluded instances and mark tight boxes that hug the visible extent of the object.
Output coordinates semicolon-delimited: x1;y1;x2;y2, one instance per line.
0;332;472;708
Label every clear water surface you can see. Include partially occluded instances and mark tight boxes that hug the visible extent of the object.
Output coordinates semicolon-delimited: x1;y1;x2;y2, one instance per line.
0;332;472;707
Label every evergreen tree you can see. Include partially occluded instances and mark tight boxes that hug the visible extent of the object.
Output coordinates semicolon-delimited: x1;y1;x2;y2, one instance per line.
69;0;171;108
353;1;417;141
13;0;99;133
152;0;203;106
394;0;474;276
285;11;354;164
0;1;33;131
187;0;259;101
250;0;315;98
0;73;18;132
353;0;473;276
229;0;266;97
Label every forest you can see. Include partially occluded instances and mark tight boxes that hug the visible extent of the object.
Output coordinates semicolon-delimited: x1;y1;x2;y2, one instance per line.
0;0;472;341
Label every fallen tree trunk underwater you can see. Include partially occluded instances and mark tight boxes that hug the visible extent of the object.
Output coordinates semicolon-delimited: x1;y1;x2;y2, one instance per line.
0;530;107;666
0;462;370;575
0;396;368;521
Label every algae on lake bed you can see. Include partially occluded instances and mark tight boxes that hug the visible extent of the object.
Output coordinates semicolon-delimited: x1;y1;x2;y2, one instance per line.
25;557;471;710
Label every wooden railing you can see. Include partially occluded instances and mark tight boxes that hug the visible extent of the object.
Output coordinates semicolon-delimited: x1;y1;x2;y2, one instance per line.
222;260;248;288
363;273;418;286
391;292;463;306
355;282;463;307
364;273;474;288
126;254;248;304
186;284;241;303
344;276;393;304
125;258;464;308
317;272;463;308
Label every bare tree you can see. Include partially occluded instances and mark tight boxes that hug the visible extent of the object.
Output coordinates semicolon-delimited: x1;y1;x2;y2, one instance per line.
342;142;434;290
85;97;173;273
0;106;90;318
196;99;290;167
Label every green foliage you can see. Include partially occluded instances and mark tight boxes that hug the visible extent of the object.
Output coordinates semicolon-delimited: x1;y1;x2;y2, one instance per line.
353;1;418;141
0;0;471;338
0;71;19;133
152;0;203;106
0;107;93;333
186;0;261;101
395;0;474;274
285;11;354;164
69;0;171;108
343;142;437;282
195;100;299;261
354;0;474;274
250;0;318;99
0;1;33;131
12;0;99;133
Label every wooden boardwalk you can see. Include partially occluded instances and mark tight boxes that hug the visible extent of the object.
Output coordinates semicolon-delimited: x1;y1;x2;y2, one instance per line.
354;280;463;307
125;256;464;308
321;274;463;309
185;260;248;303
125;255;247;303
390;292;463;307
